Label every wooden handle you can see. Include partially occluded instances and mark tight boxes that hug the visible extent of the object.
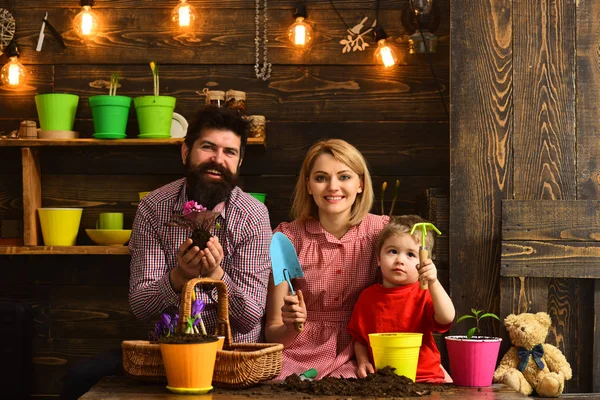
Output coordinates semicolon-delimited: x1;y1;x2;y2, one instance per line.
419;248;429;290
286;293;305;333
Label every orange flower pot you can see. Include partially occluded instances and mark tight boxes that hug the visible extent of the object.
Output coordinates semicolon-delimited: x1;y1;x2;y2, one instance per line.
160;340;219;394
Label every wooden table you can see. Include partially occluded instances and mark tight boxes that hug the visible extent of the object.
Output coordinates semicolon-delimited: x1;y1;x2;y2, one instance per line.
81;376;534;399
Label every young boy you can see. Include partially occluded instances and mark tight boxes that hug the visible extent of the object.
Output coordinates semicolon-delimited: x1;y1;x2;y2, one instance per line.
347;215;455;382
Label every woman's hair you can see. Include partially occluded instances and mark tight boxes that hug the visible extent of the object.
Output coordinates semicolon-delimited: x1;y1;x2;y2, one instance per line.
184;105;249;159
377;215;435;254
291;139;373;225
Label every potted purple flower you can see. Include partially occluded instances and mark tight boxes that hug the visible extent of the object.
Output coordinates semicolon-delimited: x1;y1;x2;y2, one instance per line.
157;296;220;394
166;200;221;250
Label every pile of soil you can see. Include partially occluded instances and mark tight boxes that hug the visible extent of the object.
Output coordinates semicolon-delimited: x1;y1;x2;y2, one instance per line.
249;367;453;398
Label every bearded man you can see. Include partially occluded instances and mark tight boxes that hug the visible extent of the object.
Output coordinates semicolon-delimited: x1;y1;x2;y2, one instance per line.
129;105;272;343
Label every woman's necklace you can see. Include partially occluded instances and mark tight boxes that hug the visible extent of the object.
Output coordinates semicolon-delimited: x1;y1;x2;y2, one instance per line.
254;0;272;81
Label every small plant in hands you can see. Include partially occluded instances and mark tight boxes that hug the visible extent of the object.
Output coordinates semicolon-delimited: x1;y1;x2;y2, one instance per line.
457;308;500;339
166;200;221;250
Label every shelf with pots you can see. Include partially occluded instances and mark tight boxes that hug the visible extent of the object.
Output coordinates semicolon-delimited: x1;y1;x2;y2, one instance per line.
0;136;266;147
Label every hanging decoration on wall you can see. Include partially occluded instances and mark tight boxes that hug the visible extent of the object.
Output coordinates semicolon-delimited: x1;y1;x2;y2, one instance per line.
37;12;67;51
73;0;100;39
254;0;272;81
401;0;440;54
329;1;375;54
0;8;16;56
172;0;198;30
288;3;313;48
1;39;27;89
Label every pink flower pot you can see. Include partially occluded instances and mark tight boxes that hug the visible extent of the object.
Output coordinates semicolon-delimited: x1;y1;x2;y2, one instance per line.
445;336;501;387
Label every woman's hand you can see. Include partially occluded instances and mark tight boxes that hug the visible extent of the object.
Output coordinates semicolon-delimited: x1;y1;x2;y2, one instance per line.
281;289;306;332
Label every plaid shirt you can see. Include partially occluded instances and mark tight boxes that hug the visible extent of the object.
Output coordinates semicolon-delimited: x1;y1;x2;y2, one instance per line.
129;178;272;343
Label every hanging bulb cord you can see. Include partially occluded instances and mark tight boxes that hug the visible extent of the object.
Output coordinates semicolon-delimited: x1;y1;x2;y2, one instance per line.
415;12;448;118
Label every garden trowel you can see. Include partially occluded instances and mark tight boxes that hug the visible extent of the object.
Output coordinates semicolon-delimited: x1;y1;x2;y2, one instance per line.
270;232;305;332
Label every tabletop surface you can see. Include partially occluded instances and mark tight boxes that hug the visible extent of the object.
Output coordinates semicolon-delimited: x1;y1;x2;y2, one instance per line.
80;376;535;400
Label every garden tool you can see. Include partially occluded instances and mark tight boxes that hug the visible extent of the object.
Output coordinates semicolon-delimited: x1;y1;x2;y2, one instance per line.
270;232;305;332
410;222;442;290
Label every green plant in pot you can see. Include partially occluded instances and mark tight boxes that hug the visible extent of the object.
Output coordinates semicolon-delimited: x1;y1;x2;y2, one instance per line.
445;309;502;387
90;74;132;139
157;282;220;394
134;61;176;138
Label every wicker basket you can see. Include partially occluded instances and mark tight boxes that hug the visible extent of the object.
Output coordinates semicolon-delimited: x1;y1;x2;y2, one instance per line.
122;277;283;388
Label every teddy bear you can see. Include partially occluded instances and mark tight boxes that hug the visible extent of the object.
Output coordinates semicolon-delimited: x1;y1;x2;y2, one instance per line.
493;312;572;397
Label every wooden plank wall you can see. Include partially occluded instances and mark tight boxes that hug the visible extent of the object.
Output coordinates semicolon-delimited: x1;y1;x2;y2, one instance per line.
452;0;596;393
0;1;449;397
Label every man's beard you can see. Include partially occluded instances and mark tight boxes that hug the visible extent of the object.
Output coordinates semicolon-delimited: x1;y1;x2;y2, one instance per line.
185;160;238;209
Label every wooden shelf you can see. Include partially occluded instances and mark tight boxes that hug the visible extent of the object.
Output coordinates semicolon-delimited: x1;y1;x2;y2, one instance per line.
0;136;265;147
0;246;131;255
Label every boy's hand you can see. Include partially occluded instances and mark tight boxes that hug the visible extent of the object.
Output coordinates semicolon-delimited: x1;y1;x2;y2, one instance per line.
418;258;438;284
356;361;375;378
281;289;306;332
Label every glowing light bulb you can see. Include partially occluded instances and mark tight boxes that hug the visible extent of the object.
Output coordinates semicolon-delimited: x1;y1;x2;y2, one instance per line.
288;16;313;47
374;39;398;68
73;4;100;38
172;0;198;30
1;56;27;89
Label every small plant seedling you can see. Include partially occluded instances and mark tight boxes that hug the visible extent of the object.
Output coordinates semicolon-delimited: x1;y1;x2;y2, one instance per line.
457;308;500;339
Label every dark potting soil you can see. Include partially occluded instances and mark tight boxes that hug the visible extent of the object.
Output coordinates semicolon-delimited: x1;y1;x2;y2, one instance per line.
247;367;453;398
159;333;218;344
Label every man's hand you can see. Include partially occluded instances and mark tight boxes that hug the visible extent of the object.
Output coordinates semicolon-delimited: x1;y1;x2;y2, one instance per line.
199;236;224;279
170;238;203;292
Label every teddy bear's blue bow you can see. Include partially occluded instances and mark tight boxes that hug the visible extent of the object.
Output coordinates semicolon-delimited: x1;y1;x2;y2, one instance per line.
517;344;545;372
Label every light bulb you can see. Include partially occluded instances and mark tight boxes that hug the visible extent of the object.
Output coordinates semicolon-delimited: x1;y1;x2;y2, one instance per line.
172;0;198;29
73;5;100;38
374;39;398;68
288;17;313;47
1;56;27;88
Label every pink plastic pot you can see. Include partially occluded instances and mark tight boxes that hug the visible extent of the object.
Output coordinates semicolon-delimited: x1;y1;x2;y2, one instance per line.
445;336;502;387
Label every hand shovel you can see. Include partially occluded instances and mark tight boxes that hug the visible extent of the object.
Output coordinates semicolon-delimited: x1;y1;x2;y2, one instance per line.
270;232;305;332
410;222;442;290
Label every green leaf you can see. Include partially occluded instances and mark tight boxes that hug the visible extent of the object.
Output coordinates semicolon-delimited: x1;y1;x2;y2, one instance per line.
480;313;500;321
466;327;477;339
471;308;477;315
473;309;482;317
456;314;476;323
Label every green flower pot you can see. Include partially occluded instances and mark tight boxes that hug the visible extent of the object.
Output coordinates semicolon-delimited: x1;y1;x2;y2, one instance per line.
134;95;176;137
90;95;132;139
35;93;79;131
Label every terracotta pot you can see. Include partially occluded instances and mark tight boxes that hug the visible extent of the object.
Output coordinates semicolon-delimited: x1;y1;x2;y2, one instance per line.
160;339;219;394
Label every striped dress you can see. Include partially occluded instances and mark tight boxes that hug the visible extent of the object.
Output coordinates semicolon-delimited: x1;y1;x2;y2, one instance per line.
273;214;389;379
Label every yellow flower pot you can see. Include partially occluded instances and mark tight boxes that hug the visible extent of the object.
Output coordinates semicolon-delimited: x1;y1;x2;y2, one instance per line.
160;340;219;394
369;333;423;382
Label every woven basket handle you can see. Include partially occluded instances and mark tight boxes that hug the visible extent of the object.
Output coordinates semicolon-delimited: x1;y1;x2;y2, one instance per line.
178;278;233;348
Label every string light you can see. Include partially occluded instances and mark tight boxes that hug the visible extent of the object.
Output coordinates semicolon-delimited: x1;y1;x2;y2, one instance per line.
288;3;313;47
73;0;100;39
172;0;198;30
373;26;399;68
0;39;27;89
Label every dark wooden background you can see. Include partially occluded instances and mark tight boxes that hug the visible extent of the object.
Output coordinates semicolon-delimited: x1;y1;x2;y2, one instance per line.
452;0;599;394
0;0;449;397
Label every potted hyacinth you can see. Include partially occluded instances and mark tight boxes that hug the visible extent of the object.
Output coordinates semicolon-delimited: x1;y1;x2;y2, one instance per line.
157;296;220;394
134;61;176;138
445;309;502;387
166;200;221;251
89;73;132;139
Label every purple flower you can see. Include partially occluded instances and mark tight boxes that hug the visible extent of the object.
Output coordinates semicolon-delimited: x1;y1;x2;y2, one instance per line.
183;200;207;216
192;299;206;318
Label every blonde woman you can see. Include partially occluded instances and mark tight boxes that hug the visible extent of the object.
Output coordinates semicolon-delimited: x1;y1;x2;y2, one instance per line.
265;139;389;379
